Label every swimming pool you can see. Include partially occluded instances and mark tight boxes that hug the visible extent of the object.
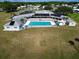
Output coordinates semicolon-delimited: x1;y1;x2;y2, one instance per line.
29;21;51;25
23;21;56;28
27;21;53;27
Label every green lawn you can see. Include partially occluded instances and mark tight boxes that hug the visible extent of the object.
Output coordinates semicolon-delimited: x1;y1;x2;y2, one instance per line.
68;13;79;23
0;12;79;59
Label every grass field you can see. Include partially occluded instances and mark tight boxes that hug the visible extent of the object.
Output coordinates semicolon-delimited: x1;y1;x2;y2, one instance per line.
0;12;79;59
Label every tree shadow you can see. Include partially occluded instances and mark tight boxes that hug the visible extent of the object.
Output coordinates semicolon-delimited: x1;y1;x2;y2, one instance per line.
68;41;74;45
68;40;79;53
75;38;79;42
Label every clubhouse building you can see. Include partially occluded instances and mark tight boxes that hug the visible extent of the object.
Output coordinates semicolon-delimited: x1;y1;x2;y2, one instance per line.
3;10;76;31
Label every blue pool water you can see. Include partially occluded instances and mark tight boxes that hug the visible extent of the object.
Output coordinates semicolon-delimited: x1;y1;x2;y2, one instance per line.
29;21;51;26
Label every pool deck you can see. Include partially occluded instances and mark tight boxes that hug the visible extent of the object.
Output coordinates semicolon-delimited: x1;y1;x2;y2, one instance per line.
26;18;55;21
22;17;68;28
23;20;56;28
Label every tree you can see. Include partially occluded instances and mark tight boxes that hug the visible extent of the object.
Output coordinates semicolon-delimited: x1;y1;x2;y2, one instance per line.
44;4;53;10
55;6;73;15
2;1;17;12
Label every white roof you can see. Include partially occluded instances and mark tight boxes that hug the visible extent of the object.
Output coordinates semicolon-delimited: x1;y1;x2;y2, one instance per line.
73;9;79;11
35;10;54;14
4;21;22;26
13;13;34;21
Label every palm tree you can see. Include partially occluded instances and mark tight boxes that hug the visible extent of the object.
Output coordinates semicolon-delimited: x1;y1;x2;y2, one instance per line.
20;19;24;23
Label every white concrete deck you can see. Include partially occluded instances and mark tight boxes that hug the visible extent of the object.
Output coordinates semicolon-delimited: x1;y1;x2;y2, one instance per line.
26;18;55;21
